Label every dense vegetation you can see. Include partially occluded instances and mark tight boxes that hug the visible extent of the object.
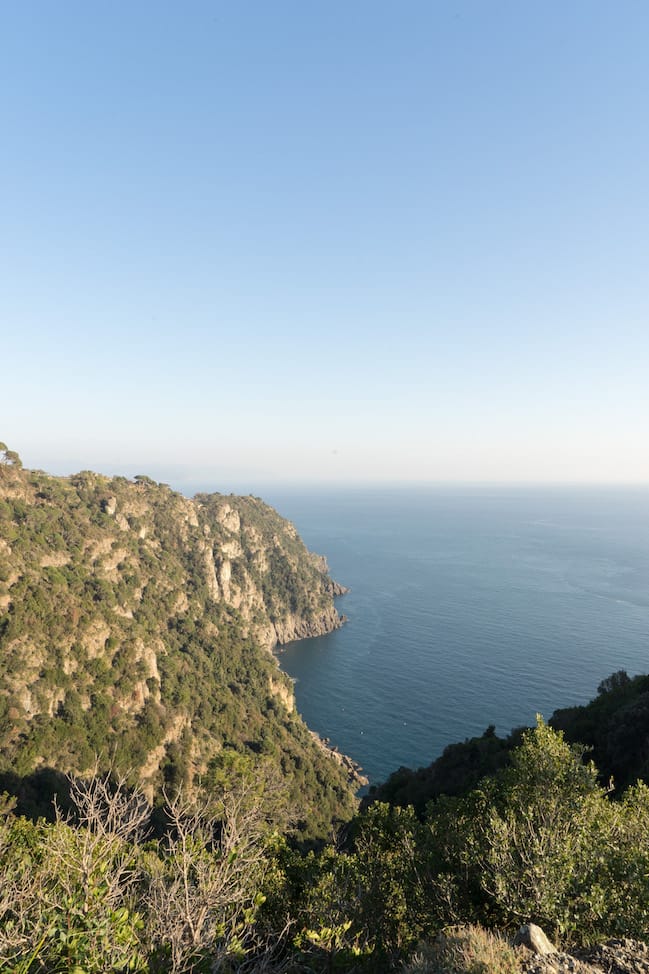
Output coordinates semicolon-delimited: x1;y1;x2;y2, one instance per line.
2;444;648;971
0;445;356;838
1;716;648;972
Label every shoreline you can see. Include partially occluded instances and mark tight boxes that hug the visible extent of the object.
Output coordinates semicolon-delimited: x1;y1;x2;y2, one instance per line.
273;582;368;790
309;729;369;789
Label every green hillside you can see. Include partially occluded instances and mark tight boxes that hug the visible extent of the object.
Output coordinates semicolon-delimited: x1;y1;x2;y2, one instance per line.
2;443;649;972
0;444;357;837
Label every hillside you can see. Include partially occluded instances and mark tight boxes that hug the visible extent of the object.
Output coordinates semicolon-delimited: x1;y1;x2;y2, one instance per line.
0;444;357;836
1;444;649;971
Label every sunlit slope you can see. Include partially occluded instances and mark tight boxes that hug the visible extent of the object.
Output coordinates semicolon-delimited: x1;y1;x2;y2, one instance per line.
0;448;356;836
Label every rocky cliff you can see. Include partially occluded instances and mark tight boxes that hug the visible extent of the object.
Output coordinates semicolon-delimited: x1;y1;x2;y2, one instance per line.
0;448;357;835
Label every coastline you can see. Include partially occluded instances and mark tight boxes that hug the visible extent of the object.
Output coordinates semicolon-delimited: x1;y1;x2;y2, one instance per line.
309;729;369;789
273;580;367;789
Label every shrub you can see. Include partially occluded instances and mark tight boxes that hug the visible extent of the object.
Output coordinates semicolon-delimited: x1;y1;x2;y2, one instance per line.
403;925;520;974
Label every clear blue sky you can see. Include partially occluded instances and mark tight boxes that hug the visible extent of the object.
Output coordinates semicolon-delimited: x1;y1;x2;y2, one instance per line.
2;1;648;489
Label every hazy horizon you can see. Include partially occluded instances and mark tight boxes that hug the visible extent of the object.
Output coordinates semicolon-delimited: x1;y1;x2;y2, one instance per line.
3;2;648;485
6;445;649;499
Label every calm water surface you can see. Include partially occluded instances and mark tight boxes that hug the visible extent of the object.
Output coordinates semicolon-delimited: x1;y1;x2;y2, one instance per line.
256;487;649;784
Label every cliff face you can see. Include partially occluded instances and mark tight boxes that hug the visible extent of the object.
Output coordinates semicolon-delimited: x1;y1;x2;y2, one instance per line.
0;455;356;833
192;491;345;651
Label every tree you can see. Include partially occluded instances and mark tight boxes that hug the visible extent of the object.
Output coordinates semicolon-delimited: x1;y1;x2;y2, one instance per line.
0;443;22;469
144;782;273;972
42;771;150;972
597;669;630;696
424;717;649;942
474;719;606;935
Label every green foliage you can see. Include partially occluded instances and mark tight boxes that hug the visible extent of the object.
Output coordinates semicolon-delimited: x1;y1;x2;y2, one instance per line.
458;721;607;935
0;773;275;973
0;457;356;839
349;803;431;958
281;718;649;969
416;719;649;943
4;450;649;970
1;698;649;971
0;443;22;471
45;889;145;973
551;671;649;794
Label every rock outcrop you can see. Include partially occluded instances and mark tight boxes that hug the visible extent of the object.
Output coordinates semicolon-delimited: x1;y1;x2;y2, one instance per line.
515;924;557;956
518;927;649;974
193;492;347;651
315;732;369;787
272;606;345;647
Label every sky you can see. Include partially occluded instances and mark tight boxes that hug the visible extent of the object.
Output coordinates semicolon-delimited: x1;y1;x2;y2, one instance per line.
2;1;648;490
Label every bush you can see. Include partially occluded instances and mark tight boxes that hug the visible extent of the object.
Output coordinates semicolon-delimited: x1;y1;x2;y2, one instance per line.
421;718;649;943
403;925;520;974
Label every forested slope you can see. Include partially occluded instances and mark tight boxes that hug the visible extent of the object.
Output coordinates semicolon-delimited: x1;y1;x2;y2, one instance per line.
0;444;356;836
2;443;649;973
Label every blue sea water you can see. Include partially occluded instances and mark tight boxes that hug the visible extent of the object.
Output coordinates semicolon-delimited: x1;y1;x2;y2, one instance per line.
253;487;649;786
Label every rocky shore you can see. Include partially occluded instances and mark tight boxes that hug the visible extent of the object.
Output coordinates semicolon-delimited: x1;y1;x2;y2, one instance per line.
271;604;346;647
310;730;369;788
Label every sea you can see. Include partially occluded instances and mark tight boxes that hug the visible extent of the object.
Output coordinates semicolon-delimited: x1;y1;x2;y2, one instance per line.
189;485;649;786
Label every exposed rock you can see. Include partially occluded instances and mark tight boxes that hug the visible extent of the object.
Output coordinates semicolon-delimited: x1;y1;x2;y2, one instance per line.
273;607;345;646
15;686;34;717
87;537;114;561
221;539;243;559
515;924;557;956
103;495;117;516
309;552;330;573
520;950;598;974
310;554;348;596
82;621;113;660
215;503;240;533
201;542;220;600
39;551;71;568
579;939;649;974
216;556;231;601
138;712;188;801
195;496;349;652
97;546;129;578
47;689;66;717
269;674;295;712
310;730;369;788
520;938;649;974
329;579;350;596
134;639;161;689
0;462;356;821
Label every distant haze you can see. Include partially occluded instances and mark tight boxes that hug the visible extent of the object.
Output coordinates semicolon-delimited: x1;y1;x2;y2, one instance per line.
2;2;648;487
